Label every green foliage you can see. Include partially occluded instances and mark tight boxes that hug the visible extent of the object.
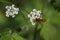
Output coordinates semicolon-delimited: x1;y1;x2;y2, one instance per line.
0;31;26;40
0;0;60;40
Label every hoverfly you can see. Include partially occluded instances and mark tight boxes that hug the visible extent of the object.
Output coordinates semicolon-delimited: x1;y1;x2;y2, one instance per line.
36;18;46;23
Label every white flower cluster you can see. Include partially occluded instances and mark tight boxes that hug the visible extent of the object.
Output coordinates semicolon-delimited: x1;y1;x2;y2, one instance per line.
5;4;19;18
28;9;42;25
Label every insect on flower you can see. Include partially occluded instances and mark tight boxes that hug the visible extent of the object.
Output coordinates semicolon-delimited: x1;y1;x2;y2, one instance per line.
28;9;46;25
36;18;46;23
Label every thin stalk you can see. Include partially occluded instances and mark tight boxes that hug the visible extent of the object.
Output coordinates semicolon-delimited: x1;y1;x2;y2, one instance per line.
8;17;15;34
33;23;44;40
39;23;44;40
33;23;38;40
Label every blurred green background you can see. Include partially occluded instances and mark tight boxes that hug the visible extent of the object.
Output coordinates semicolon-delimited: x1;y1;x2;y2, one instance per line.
0;0;60;40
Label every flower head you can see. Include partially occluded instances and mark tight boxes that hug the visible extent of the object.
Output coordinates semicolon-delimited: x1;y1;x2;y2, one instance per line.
5;4;19;18
28;9;42;25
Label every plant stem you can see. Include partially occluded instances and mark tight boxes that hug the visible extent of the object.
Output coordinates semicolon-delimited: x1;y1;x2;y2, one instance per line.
33;23;38;40
33;23;44;40
39;23;44;40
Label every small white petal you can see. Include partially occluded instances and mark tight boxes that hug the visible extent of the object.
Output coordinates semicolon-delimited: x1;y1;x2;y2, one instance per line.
37;11;40;13
5;11;8;14
5;6;11;9
9;12;13;15
30;12;33;14
33;9;37;12
32;15;36;19
39;10;42;14
30;17;33;22
7;9;10;11
9;6;11;9
12;15;15;18
32;22;35;25
13;8;19;11
12;4;15;7
6;14;9;17
16;8;19;11
13;11;18;14
32;12;36;15
5;6;9;9
28;14;30;18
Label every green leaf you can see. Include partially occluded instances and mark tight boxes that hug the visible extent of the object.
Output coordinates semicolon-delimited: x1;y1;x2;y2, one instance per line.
12;33;26;40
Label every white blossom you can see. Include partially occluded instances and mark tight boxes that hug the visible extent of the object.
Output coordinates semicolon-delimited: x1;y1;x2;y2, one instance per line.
28;9;42;25
5;4;19;18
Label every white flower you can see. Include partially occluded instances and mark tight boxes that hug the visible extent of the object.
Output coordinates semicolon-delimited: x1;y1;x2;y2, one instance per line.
5;4;19;18
28;9;42;25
